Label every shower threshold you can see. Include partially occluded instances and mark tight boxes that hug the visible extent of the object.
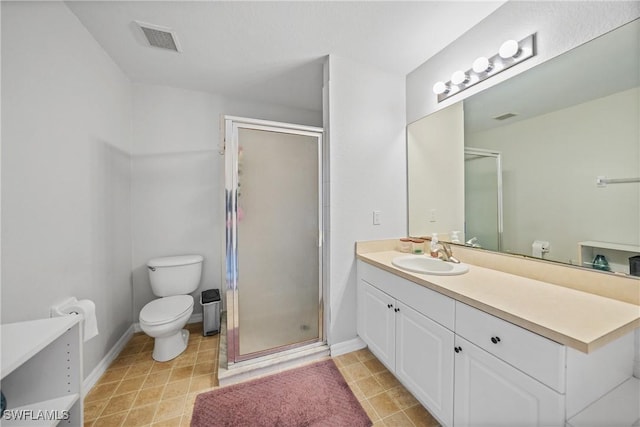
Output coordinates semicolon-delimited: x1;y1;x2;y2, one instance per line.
217;313;330;386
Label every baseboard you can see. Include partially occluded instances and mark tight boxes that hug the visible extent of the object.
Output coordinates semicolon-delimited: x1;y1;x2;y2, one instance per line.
83;324;134;396
330;336;367;357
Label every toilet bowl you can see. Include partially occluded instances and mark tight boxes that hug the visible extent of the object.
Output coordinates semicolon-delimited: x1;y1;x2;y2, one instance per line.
139;254;203;362
139;295;194;362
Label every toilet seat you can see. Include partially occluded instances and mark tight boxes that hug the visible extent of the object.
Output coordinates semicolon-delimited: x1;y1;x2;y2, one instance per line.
140;295;193;326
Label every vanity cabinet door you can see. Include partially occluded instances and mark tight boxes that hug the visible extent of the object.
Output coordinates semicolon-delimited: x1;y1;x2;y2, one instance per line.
357;280;396;370
453;336;564;427
395;301;454;427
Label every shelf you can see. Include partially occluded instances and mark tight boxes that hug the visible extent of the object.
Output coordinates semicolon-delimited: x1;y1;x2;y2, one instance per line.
1;394;79;426
1;316;80;379
578;241;640;275
578;241;640;253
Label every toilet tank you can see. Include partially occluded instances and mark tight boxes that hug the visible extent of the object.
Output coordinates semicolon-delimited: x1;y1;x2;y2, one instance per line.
147;255;203;297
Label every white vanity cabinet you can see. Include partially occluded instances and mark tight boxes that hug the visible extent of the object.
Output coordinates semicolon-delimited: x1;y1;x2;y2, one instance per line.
453;335;564;427
357;261;455;426
1;316;83;426
356;259;639;427
453;302;565;426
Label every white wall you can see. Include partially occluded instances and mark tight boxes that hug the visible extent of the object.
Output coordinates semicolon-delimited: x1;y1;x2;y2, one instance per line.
130;83;322;319
407;1;640;122
326;55;406;345
466;88;640;265
1;1;133;378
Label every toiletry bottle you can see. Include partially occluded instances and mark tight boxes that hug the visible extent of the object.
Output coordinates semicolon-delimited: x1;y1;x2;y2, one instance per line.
592;254;610;271
399;238;412;253
412;239;425;254
430;233;439;258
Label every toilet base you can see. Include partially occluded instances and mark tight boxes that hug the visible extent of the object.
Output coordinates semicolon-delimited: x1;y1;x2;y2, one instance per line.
152;329;190;362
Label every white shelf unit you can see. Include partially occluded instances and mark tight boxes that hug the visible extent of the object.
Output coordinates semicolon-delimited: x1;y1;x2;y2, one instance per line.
1;316;83;426
577;241;640;275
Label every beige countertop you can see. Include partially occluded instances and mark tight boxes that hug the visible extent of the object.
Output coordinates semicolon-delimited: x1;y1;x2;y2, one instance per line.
357;245;640;353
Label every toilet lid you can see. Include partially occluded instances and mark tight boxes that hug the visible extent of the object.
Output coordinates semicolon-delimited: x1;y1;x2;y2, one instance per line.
140;295;194;326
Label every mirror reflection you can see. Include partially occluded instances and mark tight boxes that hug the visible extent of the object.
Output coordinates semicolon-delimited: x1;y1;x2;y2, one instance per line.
408;19;640;275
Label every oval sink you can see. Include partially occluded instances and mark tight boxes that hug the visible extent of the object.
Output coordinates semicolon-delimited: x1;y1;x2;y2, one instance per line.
392;255;469;276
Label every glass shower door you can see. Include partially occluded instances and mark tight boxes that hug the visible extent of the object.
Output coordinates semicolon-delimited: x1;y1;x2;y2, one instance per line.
225;117;323;363
464;147;503;252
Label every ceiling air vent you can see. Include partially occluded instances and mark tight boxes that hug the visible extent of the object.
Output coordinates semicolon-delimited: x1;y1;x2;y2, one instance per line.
492;112;518;121
136;21;181;52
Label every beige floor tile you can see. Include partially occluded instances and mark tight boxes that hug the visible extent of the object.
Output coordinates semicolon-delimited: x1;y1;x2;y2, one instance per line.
189;374;214;394
92;411;128;427
143;370;171;388
113;375;147;396
192;361;214;377
359;399;381;422
123;403;158;427
382;410;414;426
342;361;373;383
169;365;194;383
134;385;165;408
85;382;116;403
376;370;402;389
334;352;360;367
369;391;402;419
152;415;183;427
154;395;186;422
161;378;190;400
127;360;154;378
404;404;441;427
353;348;377;362
355;376;385;398
83;399;109;422
97;366;130;384
101;391;137;416
364;357;388;375
387;385;420;410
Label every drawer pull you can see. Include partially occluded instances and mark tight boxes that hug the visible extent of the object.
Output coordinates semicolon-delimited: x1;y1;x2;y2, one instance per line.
394;307;400;312
491;336;501;344
454;346;462;353
387;304;393;309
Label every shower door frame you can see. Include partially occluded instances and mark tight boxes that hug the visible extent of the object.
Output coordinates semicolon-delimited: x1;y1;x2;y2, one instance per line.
464;147;504;252
223;116;325;364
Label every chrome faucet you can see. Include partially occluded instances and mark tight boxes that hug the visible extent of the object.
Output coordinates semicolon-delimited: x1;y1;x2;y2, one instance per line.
435;242;461;264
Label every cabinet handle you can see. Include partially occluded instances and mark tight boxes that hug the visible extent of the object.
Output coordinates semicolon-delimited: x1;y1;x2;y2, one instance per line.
491;336;501;344
454;346;462;353
387;304;393;309
394;308;400;312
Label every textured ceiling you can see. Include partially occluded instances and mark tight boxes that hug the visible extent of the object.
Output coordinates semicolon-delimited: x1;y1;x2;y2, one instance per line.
66;1;505;111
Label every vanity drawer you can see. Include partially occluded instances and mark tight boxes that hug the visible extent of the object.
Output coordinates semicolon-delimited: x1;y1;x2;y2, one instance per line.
357;261;455;330
455;302;566;392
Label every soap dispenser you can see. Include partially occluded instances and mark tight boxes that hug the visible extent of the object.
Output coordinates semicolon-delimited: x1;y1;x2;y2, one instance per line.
430;233;440;258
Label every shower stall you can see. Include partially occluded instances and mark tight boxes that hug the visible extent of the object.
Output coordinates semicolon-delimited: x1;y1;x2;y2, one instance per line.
464;147;503;252
223;116;324;365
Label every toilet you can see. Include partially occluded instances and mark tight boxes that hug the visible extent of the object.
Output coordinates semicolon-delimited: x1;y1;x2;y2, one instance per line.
139;254;203;362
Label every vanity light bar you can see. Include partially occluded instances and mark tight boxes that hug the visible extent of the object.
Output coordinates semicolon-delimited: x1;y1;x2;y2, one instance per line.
434;33;536;103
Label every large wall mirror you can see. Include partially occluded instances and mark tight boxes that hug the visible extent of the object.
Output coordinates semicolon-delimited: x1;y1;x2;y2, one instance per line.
408;19;639;275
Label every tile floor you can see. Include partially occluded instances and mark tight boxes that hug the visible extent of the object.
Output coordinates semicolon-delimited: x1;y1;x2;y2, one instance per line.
84;322;440;427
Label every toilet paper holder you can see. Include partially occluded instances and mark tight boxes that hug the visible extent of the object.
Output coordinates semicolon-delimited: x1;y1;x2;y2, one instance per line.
50;297;99;342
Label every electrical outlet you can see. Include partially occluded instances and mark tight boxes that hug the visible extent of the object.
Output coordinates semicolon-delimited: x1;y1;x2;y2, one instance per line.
429;209;437;223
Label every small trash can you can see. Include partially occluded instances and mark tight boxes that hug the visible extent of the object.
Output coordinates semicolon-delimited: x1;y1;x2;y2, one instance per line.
200;289;221;336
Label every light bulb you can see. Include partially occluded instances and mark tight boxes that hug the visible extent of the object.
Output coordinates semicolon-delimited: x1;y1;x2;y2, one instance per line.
499;39;520;59
432;81;449;95
472;56;492;73
451;70;468;86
